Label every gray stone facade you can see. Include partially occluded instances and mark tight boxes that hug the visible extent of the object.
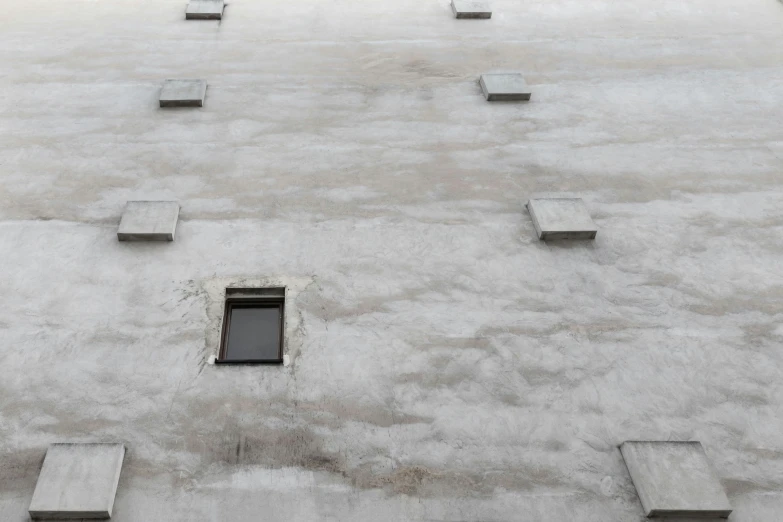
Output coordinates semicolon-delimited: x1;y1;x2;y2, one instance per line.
1;0;783;521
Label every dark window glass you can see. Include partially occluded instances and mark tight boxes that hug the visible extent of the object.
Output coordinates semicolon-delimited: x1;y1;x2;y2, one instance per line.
218;298;284;363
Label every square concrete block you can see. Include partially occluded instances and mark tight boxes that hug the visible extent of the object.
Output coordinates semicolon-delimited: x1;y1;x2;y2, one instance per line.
117;201;180;241
29;443;125;519
620;441;732;518
526;198;597;240
479;73;531;101
159;79;207;108
186;0;224;20
451;0;491;18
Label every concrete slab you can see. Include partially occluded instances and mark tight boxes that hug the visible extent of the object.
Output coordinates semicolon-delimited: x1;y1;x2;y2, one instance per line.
479;73;530;101
620;441;732;518
451;0;491;19
526;198;597;240
28;443;125;519
117;201;180;241
159;79;207;108
185;0;224;20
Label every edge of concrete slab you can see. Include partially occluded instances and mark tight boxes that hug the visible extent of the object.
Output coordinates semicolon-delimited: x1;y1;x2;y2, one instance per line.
185;12;223;20
117;231;175;241
479;75;531;101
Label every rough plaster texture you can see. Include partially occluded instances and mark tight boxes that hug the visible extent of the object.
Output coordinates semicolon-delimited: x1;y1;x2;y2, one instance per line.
117;201;179;241
1;0;783;521
159;79;207;107
451;0;491;19
186;0;224;20
620;441;732;518
527;198;598;240
28;443;125;519
480;73;531;101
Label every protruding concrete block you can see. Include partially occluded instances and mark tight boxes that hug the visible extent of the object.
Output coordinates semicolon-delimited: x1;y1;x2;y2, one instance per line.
479;73;530;101
620;441;732;518
29;443;125;519
117;201;180;241
526;198;597;240
451;0;491;19
186;0;224;20
159;79;207;108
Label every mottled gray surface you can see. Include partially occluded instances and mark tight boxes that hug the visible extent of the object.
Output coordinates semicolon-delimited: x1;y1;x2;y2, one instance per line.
117;201;179;241
527;198;597;240
451;0;491;19
480;73;531;101
159;79;206;107
1;0;783;520
620;441;732;518
28;443;125;519
185;0;224;20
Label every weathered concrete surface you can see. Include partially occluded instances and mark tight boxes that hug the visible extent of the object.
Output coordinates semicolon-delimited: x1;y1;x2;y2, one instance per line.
185;0;224;20
1;0;783;521
527;198;597;240
117;201;179;241
480;73;531;101
451;0;491;19
620;441;732;518
28;443;125;519
159;80;207;108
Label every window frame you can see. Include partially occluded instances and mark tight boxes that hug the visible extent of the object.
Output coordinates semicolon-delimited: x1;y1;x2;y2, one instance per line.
216;296;285;364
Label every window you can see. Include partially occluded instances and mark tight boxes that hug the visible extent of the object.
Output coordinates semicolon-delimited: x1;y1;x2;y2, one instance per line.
217;288;285;364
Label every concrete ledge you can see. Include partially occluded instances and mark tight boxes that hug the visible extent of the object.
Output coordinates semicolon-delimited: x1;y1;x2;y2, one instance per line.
451;0;491;19
29;443;125;520
185;0;224;20
117;201;180;241
526;198;597;240
185;12;222;20
621;441;732;518
159;79;207;108
479;73;530;101
647;509;733;518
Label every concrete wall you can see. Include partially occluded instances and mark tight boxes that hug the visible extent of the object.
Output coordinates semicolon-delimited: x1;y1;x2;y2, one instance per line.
1;0;783;520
